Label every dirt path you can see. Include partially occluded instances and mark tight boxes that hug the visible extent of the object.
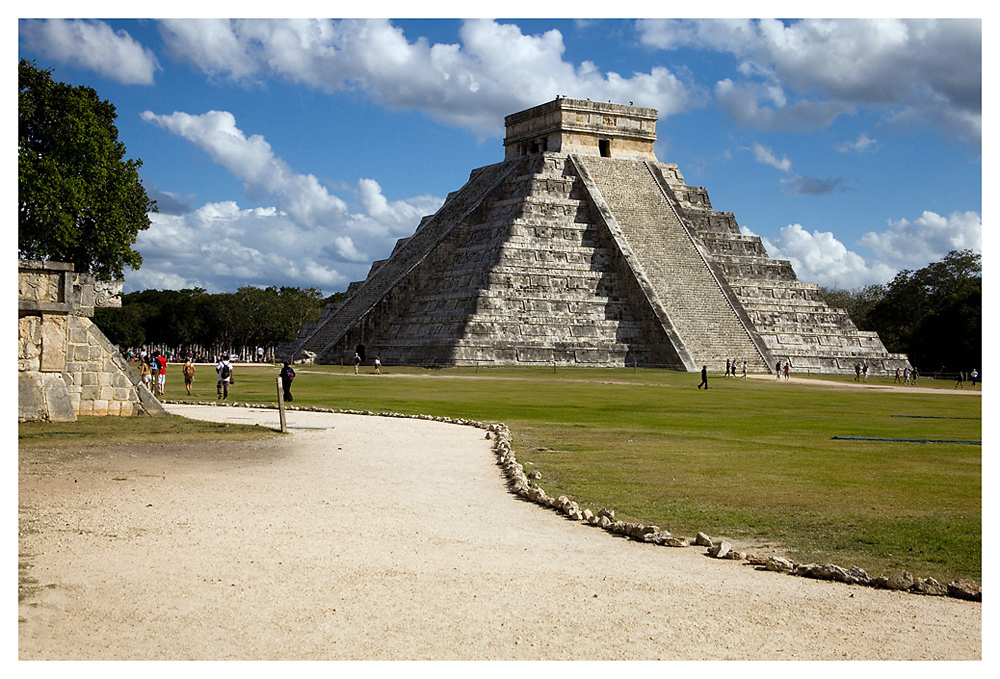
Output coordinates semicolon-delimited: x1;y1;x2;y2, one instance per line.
18;404;980;660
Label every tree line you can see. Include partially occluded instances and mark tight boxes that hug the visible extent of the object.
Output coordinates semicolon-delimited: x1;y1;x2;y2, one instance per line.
93;287;344;361
820;249;981;375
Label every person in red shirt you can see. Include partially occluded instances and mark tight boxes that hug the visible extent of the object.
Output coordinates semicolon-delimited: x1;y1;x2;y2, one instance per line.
154;351;168;395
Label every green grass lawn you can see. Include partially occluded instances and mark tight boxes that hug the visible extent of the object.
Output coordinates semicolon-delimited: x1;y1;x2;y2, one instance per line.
78;362;992;583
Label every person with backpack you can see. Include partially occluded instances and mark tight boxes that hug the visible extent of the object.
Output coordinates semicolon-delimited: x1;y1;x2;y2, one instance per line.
216;353;233;400
279;361;295;401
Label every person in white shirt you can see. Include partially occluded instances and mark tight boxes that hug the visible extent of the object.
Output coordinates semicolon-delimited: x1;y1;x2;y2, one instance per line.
216;353;233;400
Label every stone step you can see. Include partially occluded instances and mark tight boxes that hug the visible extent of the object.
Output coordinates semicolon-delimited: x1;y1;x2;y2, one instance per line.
574;156;767;367
296;159;525;355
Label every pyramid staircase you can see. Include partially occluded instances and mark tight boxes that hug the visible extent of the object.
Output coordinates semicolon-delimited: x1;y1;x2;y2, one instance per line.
658;163;909;373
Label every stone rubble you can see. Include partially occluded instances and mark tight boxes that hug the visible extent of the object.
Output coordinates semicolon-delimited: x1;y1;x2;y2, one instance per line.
164;399;982;603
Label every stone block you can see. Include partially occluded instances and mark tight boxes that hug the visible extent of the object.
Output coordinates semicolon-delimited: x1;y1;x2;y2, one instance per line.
576;349;613;363
516;347;554;362
40;315;68;372
72;344;91;362
19;316;43;372
68;325;90;344
18;372;76;422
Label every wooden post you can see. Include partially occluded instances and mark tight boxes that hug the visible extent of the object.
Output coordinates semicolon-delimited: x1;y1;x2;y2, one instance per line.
276;376;287;433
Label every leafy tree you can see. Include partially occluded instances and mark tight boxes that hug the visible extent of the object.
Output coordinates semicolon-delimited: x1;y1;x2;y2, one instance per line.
870;249;982;373
18;59;155;280
93;304;148;349
823;250;981;373
277;287;326;342
820;283;886;332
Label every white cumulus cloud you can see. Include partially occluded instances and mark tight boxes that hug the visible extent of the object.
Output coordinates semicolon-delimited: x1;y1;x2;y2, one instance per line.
638;18;981;150
131;111;445;294
835;133;879;153
860;211;982;270
757;223;897;289
141;110;350;229
19;18;160;85
744;209;982;290
752;143;792;172
156;18;703;137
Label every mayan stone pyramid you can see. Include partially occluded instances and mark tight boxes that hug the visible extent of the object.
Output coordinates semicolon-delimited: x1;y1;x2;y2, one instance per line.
288;98;907;374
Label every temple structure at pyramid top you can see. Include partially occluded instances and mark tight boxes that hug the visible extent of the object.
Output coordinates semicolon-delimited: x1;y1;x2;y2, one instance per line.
287;97;908;374
503;97;658;161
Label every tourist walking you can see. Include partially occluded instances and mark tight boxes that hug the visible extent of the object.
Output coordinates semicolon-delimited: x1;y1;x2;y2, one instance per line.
353;352;361;374
153;351;167;395
783;362;790;381
971;368;978;387
159;352;169;394
776;360;782;380
373;355;381;375
279;361;295;401
955;371;965;388
139;359;152;389
741;361;747;379
894;368;902;383
862;363;868;383
216;353;233;400
182;357;196;396
148;352;159;394
698;365;708;389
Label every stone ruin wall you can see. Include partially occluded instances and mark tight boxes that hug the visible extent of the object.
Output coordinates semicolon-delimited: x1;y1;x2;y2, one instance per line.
18;260;167;422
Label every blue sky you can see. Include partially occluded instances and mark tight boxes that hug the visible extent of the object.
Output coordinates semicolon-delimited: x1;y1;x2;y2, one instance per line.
17;15;983;296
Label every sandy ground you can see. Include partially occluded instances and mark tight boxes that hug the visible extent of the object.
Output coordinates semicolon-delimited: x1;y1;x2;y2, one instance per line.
18;403;981;661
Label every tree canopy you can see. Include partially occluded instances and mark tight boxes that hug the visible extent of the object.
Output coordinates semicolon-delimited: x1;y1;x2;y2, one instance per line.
18;59;155;280
821;250;982;373
93;286;338;358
